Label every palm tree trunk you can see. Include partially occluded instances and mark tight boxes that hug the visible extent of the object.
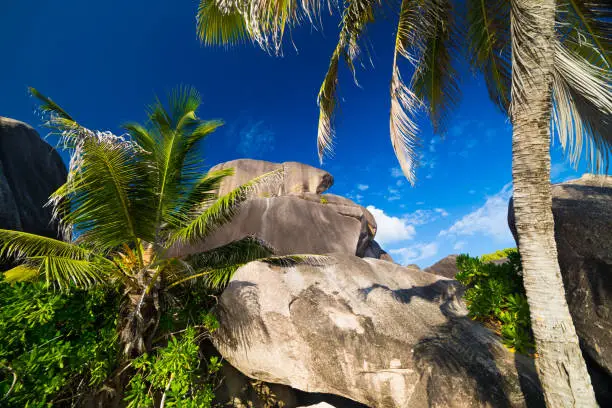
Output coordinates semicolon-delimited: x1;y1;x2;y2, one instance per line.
120;273;161;359
510;1;597;406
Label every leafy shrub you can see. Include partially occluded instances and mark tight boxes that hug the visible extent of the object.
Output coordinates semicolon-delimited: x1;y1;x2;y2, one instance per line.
320;196;328;204
124;327;221;408
0;273;222;407
0;274;120;407
455;249;535;354
480;247;517;263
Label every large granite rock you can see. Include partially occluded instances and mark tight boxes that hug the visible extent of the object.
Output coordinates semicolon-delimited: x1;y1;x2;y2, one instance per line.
173;160;389;261
209;159;333;197
213;254;544;408
508;174;612;379
0;118;67;268
424;254;459;279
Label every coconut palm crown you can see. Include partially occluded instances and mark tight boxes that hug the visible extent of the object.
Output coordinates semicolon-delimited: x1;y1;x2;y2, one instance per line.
0;86;309;358
196;0;611;182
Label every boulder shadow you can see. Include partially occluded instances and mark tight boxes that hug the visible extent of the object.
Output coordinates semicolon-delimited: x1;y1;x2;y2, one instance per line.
360;280;545;407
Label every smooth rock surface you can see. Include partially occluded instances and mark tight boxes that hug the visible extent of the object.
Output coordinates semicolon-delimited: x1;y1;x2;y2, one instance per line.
214;254;544;408
173;160;385;260
508;174;612;378
0;117;67;269
209;159;333;197
424;254;459;279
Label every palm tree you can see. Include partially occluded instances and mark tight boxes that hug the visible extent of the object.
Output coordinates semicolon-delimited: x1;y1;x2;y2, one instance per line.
195;0;611;405
0;86;295;361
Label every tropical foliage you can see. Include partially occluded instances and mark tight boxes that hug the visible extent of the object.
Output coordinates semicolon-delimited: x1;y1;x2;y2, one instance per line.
456;249;534;354
0;275;118;407
196;0;611;182
0;86;323;405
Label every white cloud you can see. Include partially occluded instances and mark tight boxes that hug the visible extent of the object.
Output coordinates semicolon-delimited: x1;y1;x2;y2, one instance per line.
234;120;275;157
387;187;401;201
396;179;404;187
403;208;449;225
435;208;449;217
439;183;513;242
366;206;416;245
357;184;369;191
429;136;441;153
390;167;403;178
453;241;467;251
390;242;439;265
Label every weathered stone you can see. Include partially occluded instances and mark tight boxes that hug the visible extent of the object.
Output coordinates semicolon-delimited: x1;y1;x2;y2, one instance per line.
214;254;544;408
424;254;459;279
209;159;333;197
171;162;382;260
508;174;612;379
0;117;67;269
174;196;374;258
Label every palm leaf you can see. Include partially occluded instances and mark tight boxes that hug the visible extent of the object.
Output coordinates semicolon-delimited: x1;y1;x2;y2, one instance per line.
197;0;250;46
123;122;158;154
174;168;235;220
0;229;92;261
186;236;275;269
141;87;225;235
169;169;284;245
317;0;379;163
259;253;331;266
466;0;511;112
551;41;612;172
34;255;109;290
317;42;343;163
389;0;432;185
410;0;460;133
557;0;611;69
53;135;155;252
29;87;75;123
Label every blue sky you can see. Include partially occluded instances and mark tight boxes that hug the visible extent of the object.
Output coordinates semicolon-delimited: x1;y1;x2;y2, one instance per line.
1;0;587;267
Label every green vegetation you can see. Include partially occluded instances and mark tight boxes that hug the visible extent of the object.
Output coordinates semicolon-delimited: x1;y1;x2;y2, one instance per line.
456;249;535;354
0;275;118;407
0;86;320;406
480;248;517;263
320;196;328;204
0;272;223;407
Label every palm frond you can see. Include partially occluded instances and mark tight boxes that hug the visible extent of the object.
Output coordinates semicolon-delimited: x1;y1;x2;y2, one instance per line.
29;87;75;123
35;255;109;290
123;122;158;154
317;0;379;163
29;87;81;146
260;253;331;267
169;169;284;245
390;67;421;185
389;0;432;185
317;42;343;163
410;0;461;133
0;229;92;261
197;0;250;46
126;86;221;240
552;41;612;172
168;264;243;290
466;0;511;112
186;236;275;269
51;134;155;251
174;168;235;219
557;0;611;69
